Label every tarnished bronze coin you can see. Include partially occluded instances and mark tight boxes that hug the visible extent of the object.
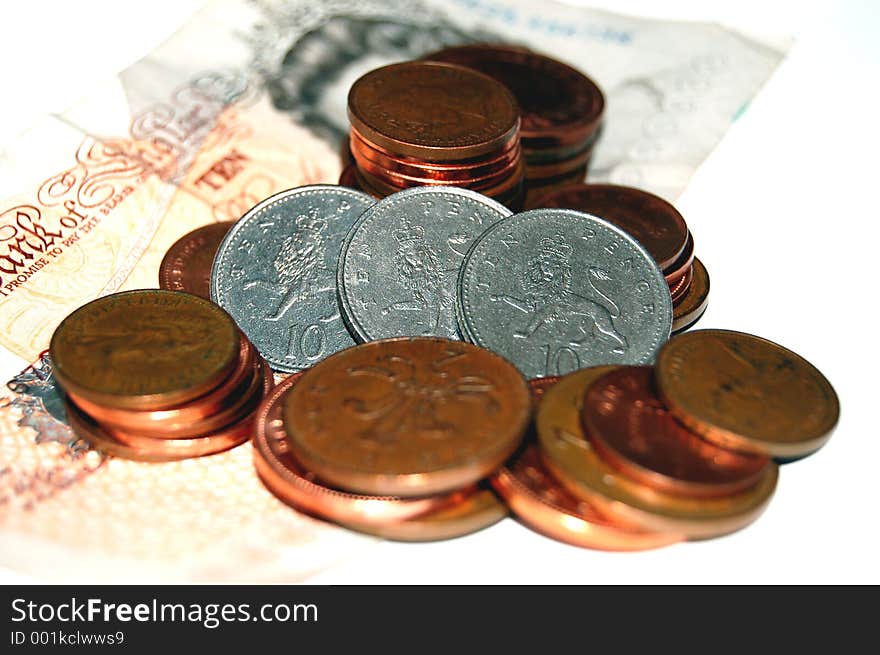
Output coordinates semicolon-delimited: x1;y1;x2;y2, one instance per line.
64;362;271;462
672;258;709;333
253;371;484;526
50;290;239;410
656;330;840;458
65;333;257;438
425;45;604;149
159;222;234;299
283;337;530;496
537;367;779;539
583;366;769;498
528;184;689;271
348;61;520;162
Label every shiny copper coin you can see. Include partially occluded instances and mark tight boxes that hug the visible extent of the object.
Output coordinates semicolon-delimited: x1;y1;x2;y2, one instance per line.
425;44;604;149
537;366;779;539
159;222;234;299
353;142;521;190
348;61;520;162
527;184;690;271
656;330;839;459
92;360;272;456
65;333;256;438
51;290;239;410
350;127;521;184
493;375;680;550
335;485;507;542
672;258;710;333
493;444;680;550
583;366;769;498
253;371;486;525
284;337;531;497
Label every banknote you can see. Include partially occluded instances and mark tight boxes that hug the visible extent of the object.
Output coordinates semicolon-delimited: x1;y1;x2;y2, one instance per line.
0;0;786;582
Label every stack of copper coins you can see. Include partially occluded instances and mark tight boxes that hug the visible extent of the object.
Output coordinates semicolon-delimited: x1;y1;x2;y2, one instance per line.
51;289;273;462
424;44;604;206
340;61;526;210
492;329;839;549
253;337;528;541
529;183;709;333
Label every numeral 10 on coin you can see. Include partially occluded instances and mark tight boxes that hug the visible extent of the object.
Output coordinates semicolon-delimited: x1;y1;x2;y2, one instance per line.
541;344;581;376
286;324;326;362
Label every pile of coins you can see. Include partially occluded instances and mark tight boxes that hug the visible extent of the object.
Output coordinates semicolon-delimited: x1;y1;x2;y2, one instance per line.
530;183;709;333
424;45;605;205
45;40;842;551
342;61;526;209
249;330;837;546
52;290;273;461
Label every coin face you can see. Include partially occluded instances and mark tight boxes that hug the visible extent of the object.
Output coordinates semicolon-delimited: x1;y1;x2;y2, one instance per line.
425;45;604;147
655;330;840;458
583;366;769;497
50;290;239;409
338;186;512;341
536;366;779;539
348;61;520;161
530;184;689;271
283;337;531;497
457;208;672;378
159;222;234;299
211;185;375;373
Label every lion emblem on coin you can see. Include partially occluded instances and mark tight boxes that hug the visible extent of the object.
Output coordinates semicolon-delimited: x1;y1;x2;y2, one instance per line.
244;207;337;322
381;218;457;335
490;235;628;354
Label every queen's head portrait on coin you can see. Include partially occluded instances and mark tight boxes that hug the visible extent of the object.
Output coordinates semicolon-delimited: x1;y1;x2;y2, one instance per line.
456;208;672;378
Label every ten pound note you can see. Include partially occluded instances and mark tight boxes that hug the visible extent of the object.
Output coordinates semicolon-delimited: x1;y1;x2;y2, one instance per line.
0;0;786;582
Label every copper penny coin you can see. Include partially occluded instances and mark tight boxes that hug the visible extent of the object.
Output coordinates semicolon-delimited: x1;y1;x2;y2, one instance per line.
537;366;779;539
425;44;604;149
335;485;507;542
159;222;234;299
493;443;680;550
348;61;520;162
583;366;770;498
492;375;680;550
91;360;272;457
672;258;709;333
523;143;595;181
528;184;689;271
65;333;256;437
51;290;239;410
656;330;840;459
284;337;531;497
253;371;486;525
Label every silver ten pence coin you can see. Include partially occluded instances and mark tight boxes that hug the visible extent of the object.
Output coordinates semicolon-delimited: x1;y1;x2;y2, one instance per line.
456;208;672;378
211;185;375;372
337;186;512;341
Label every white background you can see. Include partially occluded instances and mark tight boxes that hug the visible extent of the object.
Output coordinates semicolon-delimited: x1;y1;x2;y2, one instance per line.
1;0;877;584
